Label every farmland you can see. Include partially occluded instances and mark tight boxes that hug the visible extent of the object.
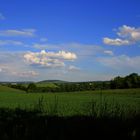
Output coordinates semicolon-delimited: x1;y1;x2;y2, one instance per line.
0;85;140;117
0;85;140;139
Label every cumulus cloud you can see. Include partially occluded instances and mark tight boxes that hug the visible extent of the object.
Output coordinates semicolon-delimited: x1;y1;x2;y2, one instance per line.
103;38;130;46
0;29;36;37
0;52;40;81
32;43;106;57
0;13;5;20
117;25;140;41
103;25;140;46
97;55;140;71
0;40;24;46
24;50;77;68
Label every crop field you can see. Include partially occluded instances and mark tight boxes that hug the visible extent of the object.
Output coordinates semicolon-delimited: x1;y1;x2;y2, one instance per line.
0;85;140;117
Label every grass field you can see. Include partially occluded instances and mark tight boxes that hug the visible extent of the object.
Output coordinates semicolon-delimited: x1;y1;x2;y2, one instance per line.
0;85;140;116
0;85;139;139
36;82;58;88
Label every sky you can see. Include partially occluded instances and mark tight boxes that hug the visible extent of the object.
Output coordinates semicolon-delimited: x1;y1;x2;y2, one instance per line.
0;0;140;82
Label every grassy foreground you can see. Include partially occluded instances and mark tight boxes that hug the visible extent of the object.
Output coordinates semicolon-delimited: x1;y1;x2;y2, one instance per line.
0;86;140;139
0;85;140;117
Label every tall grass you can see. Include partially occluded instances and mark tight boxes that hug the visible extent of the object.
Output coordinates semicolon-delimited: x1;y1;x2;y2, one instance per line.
0;94;139;140
0;88;140;117
30;94;140;119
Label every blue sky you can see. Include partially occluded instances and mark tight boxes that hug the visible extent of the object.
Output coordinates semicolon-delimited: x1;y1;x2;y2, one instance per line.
0;0;140;81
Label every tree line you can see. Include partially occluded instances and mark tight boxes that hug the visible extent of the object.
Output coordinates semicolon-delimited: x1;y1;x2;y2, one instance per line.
110;73;140;89
6;73;140;93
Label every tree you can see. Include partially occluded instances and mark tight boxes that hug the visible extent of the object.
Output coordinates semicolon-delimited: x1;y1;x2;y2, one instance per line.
27;83;37;93
111;73;140;89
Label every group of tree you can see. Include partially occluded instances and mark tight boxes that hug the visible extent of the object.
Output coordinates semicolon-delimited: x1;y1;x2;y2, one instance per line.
26;82;95;93
110;73;140;89
7;83;27;91
6;73;140;93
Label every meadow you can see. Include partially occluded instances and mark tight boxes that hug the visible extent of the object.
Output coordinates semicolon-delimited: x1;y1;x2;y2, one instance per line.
0;85;140;139
0;85;140;117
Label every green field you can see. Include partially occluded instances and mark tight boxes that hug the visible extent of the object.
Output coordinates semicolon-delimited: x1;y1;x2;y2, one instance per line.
0;85;140;116
36;82;58;88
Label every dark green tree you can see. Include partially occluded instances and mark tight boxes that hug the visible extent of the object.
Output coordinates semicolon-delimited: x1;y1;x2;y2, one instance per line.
27;83;37;93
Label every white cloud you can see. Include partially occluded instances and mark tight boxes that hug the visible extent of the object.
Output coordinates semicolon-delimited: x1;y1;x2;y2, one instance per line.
97;55;140;71
103;50;114;56
0;40;24;46
0;29;36;37
117;25;140;41
0;13;5;20
0;53;40;81
103;38;130;46
1;50;136;82
68;65;80;71
103;25;140;46
32;43;106;57
24;50;77;68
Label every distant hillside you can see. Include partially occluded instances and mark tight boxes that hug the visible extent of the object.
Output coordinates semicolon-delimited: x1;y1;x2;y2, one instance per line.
0;85;25;93
38;80;68;84
36;80;68;88
0;81;33;84
35;83;58;88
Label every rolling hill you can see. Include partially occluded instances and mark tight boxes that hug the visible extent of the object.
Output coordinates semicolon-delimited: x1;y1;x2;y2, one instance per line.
0;85;25;93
